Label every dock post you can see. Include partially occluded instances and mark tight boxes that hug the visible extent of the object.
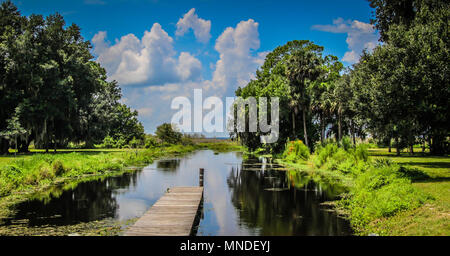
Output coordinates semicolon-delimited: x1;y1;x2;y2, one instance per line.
199;168;204;187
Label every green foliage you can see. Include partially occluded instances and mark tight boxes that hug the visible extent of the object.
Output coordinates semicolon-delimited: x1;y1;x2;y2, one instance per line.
144;135;158;148
349;0;450;155
0;144;202;197
100;136;116;149
340;136;352;151
180;136;194;146
343;164;429;230
0;2;144;154
155;123;182;145
282;139;430;232
282;140;310;162
235;40;339;152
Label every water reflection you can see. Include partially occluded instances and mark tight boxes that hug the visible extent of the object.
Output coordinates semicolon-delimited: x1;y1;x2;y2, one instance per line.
226;158;349;235
1;150;352;235
156;159;180;171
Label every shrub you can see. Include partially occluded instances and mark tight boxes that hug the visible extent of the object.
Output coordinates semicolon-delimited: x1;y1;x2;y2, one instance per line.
101;136;115;149
115;138;127;149
283;140;310;162
155;123;182;144
144;135;158;148
181;136;194;146
52;160;67;176
343;164;429;230
314;143;339;167
340;136;352;151
353;144;369;162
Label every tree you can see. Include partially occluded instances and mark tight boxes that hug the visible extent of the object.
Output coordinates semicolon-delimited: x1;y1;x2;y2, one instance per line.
352;0;450;155
285;42;324;147
155;123;182;145
368;0;417;42
310;55;343;143
0;115;28;156
0;2;145;153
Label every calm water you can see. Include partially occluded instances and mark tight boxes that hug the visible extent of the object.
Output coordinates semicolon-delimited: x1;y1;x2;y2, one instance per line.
2;150;352;235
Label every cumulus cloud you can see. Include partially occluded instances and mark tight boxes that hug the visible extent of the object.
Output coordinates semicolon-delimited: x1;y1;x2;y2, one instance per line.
176;8;211;43
312;18;379;63
92;23;202;86
92;17;267;135
212;19;267;95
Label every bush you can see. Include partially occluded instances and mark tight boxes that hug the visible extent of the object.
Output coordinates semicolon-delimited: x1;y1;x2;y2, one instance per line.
144;135;159;148
155;123;182;144
283;140;310;162
101;136;116;149
345;164;429;229
353;144;369;162
313;143;339;167
52;160;67;176
340;136;352;151
115;138;127;149
128;137;142;148
181;136;194;146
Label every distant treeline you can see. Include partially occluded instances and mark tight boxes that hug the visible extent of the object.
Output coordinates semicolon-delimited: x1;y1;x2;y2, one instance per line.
0;1;144;154
233;0;449;155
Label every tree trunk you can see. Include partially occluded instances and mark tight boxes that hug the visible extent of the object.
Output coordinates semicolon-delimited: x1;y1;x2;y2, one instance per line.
410;144;414;155
302;108;308;147
320;112;325;144
0;138;9;155
388;137;392;153
18;139;30;153
349;119;356;145
14;136;17;157
395;137;400;156
292;111;296;139
338;110;342;142
430;132;445;155
422;136;426;152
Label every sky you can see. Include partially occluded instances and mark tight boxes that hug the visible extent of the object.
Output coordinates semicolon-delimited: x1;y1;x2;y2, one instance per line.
11;0;380;136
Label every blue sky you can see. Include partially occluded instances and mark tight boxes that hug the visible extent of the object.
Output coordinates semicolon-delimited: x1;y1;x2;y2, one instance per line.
12;0;380;135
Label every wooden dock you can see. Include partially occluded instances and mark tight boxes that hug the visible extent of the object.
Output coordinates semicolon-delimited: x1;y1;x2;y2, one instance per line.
124;186;204;236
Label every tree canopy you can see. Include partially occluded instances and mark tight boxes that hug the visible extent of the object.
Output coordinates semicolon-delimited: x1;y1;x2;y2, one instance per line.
233;0;449;155
0;1;144;154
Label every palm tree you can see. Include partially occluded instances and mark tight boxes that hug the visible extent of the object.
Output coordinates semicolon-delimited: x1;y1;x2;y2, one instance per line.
286;43;323;147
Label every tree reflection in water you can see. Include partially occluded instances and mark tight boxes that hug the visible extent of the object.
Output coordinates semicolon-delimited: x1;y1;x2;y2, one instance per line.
9;171;141;226
3;151;351;235
226;157;351;236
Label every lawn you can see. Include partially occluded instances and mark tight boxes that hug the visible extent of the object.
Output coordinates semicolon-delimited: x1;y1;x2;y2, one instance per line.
367;148;450;235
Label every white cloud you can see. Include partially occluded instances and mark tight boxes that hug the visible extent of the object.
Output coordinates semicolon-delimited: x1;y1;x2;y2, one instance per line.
92;17;267;135
176;8;211;43
312;18;379;64
212;19;266;95
92;23;202;86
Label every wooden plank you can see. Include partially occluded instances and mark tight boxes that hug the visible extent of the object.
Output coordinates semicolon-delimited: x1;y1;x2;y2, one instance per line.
124;186;203;236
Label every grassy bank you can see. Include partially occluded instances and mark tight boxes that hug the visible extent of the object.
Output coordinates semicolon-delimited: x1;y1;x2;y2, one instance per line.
279;140;449;236
0;141;242;226
0;145;200;221
365;148;450;235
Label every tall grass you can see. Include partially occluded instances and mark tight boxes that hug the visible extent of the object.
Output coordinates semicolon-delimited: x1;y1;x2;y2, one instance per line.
282;140;310;163
281;140;430;234
0;145;199;197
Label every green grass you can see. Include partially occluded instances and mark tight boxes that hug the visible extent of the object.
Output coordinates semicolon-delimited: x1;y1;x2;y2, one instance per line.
365;148;450;236
0;145;199;198
197;141;243;153
279;144;449;236
0;142;243;222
